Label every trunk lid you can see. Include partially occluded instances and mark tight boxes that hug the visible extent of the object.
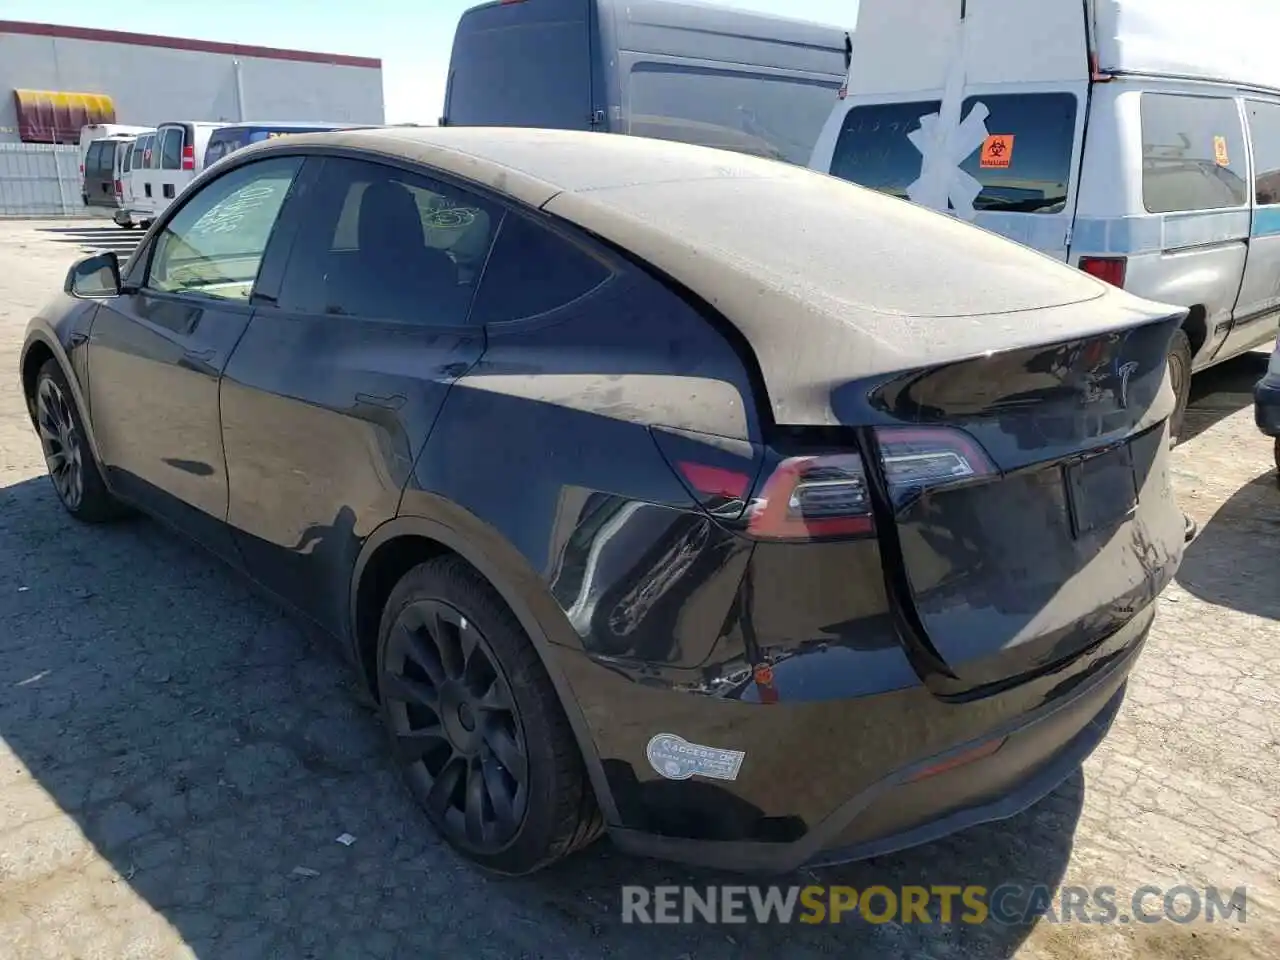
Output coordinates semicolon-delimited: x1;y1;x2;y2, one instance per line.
863;313;1185;698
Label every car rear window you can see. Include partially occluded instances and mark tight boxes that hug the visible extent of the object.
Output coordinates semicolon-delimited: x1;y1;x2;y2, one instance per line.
121;143;134;174
205;133;248;166
1141;93;1248;213
829;92;1079;214
159;127;184;170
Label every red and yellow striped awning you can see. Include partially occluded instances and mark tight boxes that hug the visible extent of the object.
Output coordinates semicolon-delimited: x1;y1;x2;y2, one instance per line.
13;89;116;143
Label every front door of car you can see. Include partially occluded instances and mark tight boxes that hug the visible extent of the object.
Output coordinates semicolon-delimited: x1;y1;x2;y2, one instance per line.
220;155;501;633
86;154;306;562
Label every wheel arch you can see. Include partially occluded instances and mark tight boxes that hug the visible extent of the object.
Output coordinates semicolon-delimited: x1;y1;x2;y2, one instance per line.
348;508;620;825
19;329;107;465
1182;304;1209;363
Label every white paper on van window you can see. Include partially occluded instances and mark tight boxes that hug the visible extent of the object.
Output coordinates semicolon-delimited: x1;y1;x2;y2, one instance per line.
905;14;988;220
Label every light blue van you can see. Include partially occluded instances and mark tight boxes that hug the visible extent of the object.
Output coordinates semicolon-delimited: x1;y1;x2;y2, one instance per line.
443;0;851;165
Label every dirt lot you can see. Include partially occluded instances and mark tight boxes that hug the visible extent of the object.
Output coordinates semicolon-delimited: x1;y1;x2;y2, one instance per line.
0;219;1277;960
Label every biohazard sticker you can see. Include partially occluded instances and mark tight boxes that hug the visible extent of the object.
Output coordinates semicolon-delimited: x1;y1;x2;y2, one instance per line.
646;734;744;781
980;134;1015;169
1214;136;1230;166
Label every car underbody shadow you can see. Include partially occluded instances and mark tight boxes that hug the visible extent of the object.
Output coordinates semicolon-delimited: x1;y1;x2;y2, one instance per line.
0;472;1080;958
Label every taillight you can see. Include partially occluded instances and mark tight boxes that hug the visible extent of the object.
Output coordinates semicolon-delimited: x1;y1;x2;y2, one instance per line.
181;144;195;170
1079;256;1127;288
874;427;994;509
672;427;993;542
113;180;122;196
746;454;872;540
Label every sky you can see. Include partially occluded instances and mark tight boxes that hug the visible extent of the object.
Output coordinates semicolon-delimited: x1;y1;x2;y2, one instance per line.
0;0;860;124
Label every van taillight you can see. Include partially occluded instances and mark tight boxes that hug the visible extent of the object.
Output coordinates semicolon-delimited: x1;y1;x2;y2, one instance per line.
114;180;122;196
1079;256;1127;289
675;426;993;542
181;144;195;170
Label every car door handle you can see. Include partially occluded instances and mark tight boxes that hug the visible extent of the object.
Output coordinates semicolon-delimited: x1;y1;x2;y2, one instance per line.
183;348;217;363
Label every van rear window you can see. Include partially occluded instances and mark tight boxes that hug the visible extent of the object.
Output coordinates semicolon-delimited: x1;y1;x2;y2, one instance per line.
829;92;1078;214
1141;93;1248;213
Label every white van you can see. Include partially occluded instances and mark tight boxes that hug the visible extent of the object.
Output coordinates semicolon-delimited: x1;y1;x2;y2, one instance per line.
114;131;154;228
809;0;1280;439
81;133;136;214
130;121;222;223
77;123;149;183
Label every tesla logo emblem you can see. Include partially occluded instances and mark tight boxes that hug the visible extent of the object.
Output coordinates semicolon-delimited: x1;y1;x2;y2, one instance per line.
1117;361;1139;409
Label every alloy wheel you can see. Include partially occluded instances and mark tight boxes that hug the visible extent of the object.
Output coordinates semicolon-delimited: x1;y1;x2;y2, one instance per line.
382;599;529;854
36;377;84;510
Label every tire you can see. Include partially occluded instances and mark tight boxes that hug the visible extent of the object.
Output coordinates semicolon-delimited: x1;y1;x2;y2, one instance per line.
376;556;603;875
33;361;126;523
1274;437;1280;485
1167;328;1193;445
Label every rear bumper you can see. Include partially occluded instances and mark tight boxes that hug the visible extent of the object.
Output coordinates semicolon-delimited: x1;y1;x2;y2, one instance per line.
601;606;1148;874
1255;374;1280;436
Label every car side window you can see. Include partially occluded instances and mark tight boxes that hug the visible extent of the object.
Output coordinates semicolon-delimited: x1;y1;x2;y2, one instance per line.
276;156;499;324
1247;100;1280;206
160;127;183;171
147;156;303;301
1141;93;1248;214
470;212;612;324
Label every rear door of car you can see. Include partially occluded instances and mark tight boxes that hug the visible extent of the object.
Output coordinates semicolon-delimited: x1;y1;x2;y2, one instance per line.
1229;97;1280;357
129;133;157;216
152;122;191;215
82;140;117;208
219;154;502;631
444;0;594;130
810;0;1090;260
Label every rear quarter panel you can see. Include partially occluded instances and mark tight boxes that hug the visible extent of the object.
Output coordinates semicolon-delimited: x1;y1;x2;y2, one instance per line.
401;261;762;671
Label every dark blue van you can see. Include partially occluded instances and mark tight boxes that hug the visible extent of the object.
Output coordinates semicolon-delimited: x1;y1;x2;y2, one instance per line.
204;122;358;167
443;0;851;164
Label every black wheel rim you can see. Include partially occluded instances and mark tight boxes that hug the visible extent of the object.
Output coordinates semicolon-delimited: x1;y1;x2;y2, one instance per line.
382;599;528;854
36;377;84;510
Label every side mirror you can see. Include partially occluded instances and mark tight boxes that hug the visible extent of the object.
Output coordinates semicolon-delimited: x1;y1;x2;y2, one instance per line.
65;251;121;299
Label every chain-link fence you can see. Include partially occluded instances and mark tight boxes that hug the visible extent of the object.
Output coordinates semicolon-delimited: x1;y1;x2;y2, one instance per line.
0;143;83;216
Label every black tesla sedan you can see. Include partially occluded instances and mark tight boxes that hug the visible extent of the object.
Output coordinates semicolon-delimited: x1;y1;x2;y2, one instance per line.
19;127;1187;876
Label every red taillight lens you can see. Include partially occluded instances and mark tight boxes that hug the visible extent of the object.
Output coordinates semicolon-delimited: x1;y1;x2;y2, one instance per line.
113;180;122;196
747;453;873;540
673;427;994;543
1079;256;1127;288
181;144;195;170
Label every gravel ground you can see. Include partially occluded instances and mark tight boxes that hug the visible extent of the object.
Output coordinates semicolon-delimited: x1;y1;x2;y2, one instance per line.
0;219;1277;960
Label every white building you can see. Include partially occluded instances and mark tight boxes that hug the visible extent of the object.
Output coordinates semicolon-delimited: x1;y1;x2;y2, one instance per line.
0;19;384;143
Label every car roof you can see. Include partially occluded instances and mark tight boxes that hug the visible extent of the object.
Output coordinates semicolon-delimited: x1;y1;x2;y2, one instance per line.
232;127;1172;422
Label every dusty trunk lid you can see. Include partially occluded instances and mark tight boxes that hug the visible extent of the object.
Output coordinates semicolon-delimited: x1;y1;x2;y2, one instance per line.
863;312;1185;698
